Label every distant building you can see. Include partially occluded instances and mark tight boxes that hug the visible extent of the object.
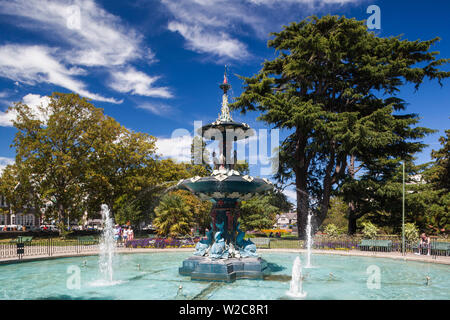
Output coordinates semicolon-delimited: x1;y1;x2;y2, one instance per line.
0;193;38;227
274;212;297;229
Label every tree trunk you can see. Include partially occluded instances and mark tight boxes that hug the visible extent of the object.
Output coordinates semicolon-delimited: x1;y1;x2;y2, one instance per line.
346;155;358;235
296;171;309;240
295;129;309;240
316;150;336;228
347;201;360;235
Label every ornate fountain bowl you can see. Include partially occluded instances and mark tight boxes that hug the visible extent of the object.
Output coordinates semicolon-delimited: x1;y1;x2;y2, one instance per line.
174;70;274;282
175;170;273;201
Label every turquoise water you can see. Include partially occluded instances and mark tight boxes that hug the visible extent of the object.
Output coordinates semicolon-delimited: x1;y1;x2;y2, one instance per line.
0;252;448;300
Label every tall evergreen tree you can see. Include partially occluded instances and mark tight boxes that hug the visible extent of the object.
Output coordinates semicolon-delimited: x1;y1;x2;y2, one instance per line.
231;15;449;238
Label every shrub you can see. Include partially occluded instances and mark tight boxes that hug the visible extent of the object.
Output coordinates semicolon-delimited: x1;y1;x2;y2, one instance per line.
404;223;419;244
125;237;199;249
361;222;378;239
323;224;340;238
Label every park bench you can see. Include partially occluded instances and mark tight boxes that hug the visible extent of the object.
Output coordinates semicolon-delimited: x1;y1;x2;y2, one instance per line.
431;242;450;256
358;239;392;252
412;241;450;256
251;237;271;249
9;236;33;245
77;236;97;245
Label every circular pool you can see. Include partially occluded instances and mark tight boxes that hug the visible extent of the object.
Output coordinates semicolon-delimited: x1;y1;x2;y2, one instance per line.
1;252;448;300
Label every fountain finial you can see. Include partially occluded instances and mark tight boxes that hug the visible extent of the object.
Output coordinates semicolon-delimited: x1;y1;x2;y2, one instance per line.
218;65;232;122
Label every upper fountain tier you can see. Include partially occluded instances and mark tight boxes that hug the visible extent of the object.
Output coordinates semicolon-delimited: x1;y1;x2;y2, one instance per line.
198;72;253;140
174;70;273;201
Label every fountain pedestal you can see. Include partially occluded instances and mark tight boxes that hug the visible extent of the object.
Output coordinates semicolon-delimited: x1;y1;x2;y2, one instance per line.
179;256;269;282
175;70;273;282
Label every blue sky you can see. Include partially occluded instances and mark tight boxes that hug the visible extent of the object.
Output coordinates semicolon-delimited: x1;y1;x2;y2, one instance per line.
0;0;449;202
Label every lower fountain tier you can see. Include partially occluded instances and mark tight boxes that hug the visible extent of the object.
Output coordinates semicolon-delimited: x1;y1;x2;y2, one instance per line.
175;174;273;201
179;256;269;282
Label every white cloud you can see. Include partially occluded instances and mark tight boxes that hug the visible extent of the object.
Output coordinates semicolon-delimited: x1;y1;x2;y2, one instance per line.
248;0;359;5
155;134;192;162
136;102;174;116
109;68;172;98
0;45;120;103
168;22;249;60
0;157;14;174
0;93;50;127
0;0;144;67
0;0;170;101
162;0;365;59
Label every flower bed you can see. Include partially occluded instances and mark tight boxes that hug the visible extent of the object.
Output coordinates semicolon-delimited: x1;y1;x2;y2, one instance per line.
125;237;200;249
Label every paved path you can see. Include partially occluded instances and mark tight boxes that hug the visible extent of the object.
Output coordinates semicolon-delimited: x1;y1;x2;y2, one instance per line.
1;247;449;265
260;248;450;265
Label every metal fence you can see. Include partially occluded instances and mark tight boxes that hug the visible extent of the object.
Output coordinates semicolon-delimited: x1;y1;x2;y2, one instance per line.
1;237;448;261
257;238;450;257
0;238;99;260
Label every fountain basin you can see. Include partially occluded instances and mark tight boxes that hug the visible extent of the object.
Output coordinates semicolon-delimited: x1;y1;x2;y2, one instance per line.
179;256;269;282
1;252;449;300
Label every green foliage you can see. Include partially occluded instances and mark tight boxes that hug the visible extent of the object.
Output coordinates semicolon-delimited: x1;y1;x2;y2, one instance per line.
361;222;378;239
171;190;212;232
6;92;171;226
323;224;340;238
230;15;449;238
238;194;279;231
238;190;292;232
430;129;450;191
404;223;419;244
10;92;110;222
153;193;194;237
190;136;212;174
322;197;348;231
114;201;142;227
234;161;250;175
56;222;73;240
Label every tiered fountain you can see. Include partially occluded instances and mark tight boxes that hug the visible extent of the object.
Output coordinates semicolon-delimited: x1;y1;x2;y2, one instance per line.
177;71;273;282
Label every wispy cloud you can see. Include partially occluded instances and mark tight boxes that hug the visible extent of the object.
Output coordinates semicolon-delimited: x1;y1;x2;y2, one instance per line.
162;0;365;60
0;0;171;101
0;0;144;67
168;22;249;60
0;45;120;103
109;68;172;98
136;102;175;117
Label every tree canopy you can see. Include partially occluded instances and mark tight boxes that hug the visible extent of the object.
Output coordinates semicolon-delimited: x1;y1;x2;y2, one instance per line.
231;15;449;238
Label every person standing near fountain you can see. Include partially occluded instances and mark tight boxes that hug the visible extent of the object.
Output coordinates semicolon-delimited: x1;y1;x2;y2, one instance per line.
127;226;134;242
122;226;128;244
418;233;431;256
114;224;121;244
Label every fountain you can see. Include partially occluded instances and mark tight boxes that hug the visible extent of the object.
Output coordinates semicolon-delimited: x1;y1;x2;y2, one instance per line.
177;70;273;282
98;204;116;284
305;213;313;268
286;256;307;298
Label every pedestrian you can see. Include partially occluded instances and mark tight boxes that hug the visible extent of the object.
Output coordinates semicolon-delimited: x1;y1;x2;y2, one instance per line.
122;226;128;244
127;226;134;241
416;232;431;256
114;224;121;243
